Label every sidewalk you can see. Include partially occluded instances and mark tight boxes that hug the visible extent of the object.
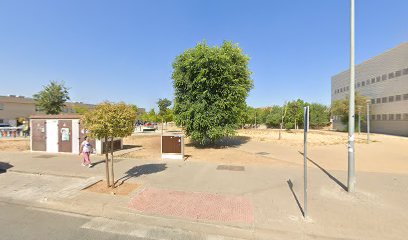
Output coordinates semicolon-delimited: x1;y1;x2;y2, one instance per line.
0;151;407;239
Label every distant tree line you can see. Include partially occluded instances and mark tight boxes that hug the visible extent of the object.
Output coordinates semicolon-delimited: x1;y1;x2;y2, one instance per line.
241;99;331;130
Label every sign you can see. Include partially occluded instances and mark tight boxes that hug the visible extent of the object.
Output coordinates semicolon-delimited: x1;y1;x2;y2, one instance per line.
61;128;70;141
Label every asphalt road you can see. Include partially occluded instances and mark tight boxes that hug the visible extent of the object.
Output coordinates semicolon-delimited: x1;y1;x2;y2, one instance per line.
0;201;148;240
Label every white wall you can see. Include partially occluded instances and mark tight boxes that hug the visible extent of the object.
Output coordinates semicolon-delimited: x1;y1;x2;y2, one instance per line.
46;120;58;153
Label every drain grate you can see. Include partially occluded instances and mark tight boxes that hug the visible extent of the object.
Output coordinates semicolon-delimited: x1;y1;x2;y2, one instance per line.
256;152;270;156
34;155;57;159
216;165;245;171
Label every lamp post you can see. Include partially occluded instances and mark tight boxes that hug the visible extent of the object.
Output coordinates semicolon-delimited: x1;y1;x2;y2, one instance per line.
366;100;370;143
347;0;356;193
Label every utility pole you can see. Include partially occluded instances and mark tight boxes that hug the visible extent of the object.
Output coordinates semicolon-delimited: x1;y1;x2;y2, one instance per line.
347;0;356;193
366;100;370;143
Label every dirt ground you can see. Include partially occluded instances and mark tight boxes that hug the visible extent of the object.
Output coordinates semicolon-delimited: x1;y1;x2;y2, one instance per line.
83;180;139;196
0;138;30;152
120;129;408;170
1;129;407;173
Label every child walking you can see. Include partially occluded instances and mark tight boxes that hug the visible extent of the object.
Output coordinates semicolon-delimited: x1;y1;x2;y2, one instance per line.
80;136;93;168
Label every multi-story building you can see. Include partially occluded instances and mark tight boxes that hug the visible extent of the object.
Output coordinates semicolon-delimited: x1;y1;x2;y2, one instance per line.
331;42;408;136
0;95;95;126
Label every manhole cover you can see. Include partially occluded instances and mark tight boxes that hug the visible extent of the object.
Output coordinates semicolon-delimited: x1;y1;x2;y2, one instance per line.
34;155;57;158
216;165;245;171
256;152;270;156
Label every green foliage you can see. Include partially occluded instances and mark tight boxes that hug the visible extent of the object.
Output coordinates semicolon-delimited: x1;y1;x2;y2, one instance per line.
172;41;253;145
331;92;368;125
309;103;330;129
286;99;306;129
81;102;137;140
72;105;89;115
265;105;283;128
33;81;70;114
157;98;172;116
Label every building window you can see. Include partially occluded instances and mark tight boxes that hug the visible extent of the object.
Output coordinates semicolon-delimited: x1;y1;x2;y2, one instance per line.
404;94;408;100
371;115;376;120
403;68;408;75
395;70;402;77
346;86;349;91
382;97;387;103
371;99;375;104
389;96;394;102
376;114;381;120
389;114;394;120
0;119;3;123
396;95;402;101
366;79;370;85
357;82;360;88
340;88;343;93
382;114;387;120
362;81;365;87
382;74;387;81
371;78;375;84
404;114;408;121
396;114;402;120
376;76;381;82
376;98;381;104
388;72;395;79
0;103;4;110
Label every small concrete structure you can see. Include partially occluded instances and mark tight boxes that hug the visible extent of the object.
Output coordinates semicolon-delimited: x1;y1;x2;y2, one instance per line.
30;114;123;154
161;133;184;160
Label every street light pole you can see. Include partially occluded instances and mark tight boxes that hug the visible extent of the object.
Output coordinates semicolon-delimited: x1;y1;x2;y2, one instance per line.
366;100;370;143
347;0;356;193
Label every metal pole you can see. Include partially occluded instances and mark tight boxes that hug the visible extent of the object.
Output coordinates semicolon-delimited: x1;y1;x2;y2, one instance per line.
366;101;370;143
303;106;309;218
347;0;356;193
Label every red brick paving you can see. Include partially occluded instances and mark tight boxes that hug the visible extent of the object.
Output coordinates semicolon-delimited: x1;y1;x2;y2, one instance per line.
129;188;254;224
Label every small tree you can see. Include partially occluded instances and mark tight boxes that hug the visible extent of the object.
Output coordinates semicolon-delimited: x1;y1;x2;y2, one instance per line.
157;98;172;116
82;102;137;188
172;41;253;145
33;81;70;114
309;103;330;129
332;92;368;131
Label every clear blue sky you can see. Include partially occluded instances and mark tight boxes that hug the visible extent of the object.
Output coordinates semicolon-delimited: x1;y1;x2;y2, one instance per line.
0;0;407;110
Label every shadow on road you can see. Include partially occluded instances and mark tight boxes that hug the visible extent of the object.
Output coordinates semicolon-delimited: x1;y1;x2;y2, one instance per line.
115;163;167;186
287;179;304;217
0;162;13;174
298;151;348;191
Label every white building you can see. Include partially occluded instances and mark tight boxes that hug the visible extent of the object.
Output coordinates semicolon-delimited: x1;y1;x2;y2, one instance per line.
331;42;408;136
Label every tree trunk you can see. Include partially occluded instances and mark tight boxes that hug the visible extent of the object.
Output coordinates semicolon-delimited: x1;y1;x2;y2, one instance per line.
279;123;282;140
110;137;115;188
104;136;110;188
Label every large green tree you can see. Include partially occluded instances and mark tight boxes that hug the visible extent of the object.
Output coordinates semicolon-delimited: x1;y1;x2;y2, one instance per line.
82;102;137;188
172;41;253;145
33;81;70;114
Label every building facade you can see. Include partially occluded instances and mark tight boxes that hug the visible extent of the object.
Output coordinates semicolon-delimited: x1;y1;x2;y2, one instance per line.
0;95;95;126
331;42;408;136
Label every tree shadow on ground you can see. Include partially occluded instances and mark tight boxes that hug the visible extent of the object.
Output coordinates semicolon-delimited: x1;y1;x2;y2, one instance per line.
287;179;304;217
0;162;13;174
122;144;142;150
115;163;167;186
186;136;251;149
298;151;348;191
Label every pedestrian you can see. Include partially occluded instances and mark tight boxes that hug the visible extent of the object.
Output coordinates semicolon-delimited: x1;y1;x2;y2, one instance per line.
80;136;93;168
